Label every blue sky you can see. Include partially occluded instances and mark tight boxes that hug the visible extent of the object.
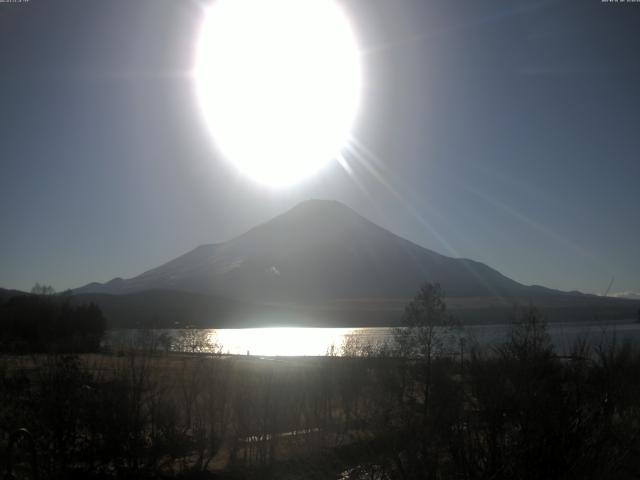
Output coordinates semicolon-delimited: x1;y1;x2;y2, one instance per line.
1;0;639;295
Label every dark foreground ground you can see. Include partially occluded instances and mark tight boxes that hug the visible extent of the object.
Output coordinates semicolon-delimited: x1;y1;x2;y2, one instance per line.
3;320;640;480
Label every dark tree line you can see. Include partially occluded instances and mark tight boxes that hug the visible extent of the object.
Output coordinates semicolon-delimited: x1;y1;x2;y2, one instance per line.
0;285;106;353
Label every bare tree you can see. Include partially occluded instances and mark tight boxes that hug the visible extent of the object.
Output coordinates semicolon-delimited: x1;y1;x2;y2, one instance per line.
175;327;218;354
31;283;56;296
394;282;455;415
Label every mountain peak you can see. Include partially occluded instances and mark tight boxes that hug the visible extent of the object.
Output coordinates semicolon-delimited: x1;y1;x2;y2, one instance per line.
290;198;353;212
276;199;361;224
234;199;369;246
75;198;530;302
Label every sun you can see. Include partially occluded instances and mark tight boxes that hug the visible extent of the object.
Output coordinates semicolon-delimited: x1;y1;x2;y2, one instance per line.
194;0;361;187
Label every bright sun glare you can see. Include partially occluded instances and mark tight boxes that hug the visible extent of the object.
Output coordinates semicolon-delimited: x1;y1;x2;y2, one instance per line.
194;0;361;187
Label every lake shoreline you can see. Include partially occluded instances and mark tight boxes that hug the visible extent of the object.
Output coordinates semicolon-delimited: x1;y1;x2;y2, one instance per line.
102;319;640;357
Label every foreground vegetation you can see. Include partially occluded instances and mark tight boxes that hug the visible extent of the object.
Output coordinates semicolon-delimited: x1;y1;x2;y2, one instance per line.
2;284;640;479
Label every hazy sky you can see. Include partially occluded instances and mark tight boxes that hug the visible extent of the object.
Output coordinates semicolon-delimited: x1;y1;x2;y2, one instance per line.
1;0;639;295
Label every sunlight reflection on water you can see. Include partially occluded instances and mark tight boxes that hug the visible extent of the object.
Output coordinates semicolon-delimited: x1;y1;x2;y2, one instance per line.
106;320;640;357
210;327;375;356
207;321;640;356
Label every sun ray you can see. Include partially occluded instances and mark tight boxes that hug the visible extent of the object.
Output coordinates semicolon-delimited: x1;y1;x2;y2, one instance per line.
344;136;512;302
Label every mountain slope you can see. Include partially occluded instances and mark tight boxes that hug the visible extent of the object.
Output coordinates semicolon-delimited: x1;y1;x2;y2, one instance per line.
76;199;570;304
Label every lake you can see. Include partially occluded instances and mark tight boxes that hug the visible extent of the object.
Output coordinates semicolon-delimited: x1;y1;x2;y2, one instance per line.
106;319;640;356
